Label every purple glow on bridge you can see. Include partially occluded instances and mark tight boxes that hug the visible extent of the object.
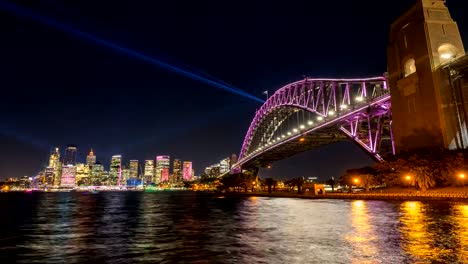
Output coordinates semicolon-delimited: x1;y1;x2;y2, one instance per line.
235;76;393;170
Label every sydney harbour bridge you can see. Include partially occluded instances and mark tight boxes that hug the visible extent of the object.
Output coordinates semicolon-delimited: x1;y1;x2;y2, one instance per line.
232;0;468;174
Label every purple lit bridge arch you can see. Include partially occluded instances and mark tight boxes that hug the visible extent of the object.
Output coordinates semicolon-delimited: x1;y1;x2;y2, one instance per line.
233;76;394;171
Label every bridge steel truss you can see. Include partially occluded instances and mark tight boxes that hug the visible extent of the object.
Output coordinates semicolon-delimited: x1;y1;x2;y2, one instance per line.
235;76;394;170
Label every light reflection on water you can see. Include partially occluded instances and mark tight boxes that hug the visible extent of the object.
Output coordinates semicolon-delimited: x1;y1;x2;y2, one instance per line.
0;192;467;263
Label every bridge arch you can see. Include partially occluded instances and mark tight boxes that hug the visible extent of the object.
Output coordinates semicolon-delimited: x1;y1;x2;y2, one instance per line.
235;76;394;170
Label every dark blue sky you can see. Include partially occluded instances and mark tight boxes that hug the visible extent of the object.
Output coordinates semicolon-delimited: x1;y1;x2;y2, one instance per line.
1;0;467;180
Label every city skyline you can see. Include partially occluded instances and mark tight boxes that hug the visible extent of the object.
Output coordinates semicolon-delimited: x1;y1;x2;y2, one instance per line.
1;0;468;181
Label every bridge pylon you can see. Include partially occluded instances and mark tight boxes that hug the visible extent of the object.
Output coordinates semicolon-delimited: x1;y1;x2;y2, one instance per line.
387;0;468;151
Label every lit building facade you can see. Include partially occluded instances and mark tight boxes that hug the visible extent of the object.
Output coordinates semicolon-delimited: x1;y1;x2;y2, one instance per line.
60;165;77;188
144;160;155;184
109;155;122;186
86;149;96;167
75;163;90;186
129;160;139;179
155;156;170;184
173;159;182;183
91;162;104;185
161;167;169;182
121;168;130;186
219;158;230;174
63;145;77;165
183;161;193;181
48;147;61;186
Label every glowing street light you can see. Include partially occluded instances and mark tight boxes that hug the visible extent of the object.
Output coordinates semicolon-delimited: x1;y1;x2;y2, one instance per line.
328;110;335;116
317;116;324;121
299;137;305;142
307;120;314;126
293;128;299;133
460;173;466;193
353;178;359;184
281;135;286;138
355;96;364;102
299;125;305;130
340;104;348;110
405;175;411;181
287;132;292;135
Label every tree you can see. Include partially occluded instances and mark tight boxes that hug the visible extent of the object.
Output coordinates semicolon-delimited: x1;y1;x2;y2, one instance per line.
326;178;336;192
265;178;275;194
286;177;304;194
361;174;379;192
407;155;435;191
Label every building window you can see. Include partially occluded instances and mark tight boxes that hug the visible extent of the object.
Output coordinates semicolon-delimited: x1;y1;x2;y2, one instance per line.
438;43;458;64
404;58;416;77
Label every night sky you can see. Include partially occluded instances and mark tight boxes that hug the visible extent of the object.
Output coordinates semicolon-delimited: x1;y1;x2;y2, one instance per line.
1;0;467;180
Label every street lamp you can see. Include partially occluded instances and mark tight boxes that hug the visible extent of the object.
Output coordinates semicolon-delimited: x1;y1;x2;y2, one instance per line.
405;175;411;188
460;173;465;193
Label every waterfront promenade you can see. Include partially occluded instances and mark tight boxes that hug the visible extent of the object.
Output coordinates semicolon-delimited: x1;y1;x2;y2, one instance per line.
226;188;468;202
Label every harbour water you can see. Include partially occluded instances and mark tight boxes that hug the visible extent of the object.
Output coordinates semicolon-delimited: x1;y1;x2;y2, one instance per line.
0;192;467;263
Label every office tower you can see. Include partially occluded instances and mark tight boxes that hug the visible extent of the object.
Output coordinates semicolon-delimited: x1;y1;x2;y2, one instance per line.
91;162;104;185
155;156;170;184
161;167;169;182
183;161;193;181
122;168;130;186
60;165;77;188
144;160;155;184
48;147;62;186
86;149;96;167
109;155;122;186
219;157;230;174
173;158;182;183
63;145;77;165
129;160;139;179
44;166;55;186
230;154;237;168
75;163;90;186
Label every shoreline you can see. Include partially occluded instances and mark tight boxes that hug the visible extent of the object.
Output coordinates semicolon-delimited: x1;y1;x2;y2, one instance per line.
222;191;468;202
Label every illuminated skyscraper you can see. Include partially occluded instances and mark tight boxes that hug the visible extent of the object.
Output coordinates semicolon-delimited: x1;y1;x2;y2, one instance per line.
48;147;61;186
60;165;77;188
121;168;130;186
75;163;90;185
63;145;77;165
86;149;96;167
183;161;193;181
109;155;122;186
91;162;104;185
155;156;170;184
220;158;230;174
129;160;139;179
173;158;182;183
161;167;169;182
144;160;155;183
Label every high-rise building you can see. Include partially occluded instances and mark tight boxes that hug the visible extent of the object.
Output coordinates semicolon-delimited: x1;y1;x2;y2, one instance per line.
44;166;55;186
109;155;122;186
121;168;130;186
60;165;77;188
91;162;104;185
230;154;237;168
129;160;139;179
173;159;182;183
86;149;96;167
161;167;169;182
220;158;230;174
48;147;61;186
144;160;155;184
63;145;77;165
155;156;170;184
75;163;90;186
183;161;193;181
